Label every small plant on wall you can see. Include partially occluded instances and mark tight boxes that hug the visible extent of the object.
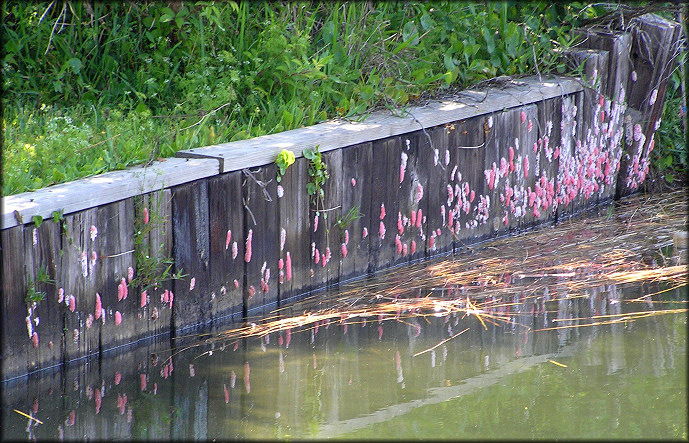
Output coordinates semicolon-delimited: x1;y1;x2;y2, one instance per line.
131;190;186;292
25;263;54;309
275;149;296;183
303;145;329;215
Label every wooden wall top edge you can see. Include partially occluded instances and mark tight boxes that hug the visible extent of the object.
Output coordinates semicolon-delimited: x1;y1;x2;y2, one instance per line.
177;76;583;173
2;157;219;229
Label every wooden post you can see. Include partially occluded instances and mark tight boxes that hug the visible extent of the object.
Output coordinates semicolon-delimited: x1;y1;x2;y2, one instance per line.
617;14;682;197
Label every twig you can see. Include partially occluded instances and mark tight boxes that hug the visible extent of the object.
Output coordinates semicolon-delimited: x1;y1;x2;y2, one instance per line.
413;327;469;357
13;409;43;425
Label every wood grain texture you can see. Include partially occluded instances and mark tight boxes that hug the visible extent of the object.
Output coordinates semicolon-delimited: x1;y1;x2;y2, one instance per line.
208;172;244;320
139;189;175;337
396;131;427;263
536;97;564;220
96;199;138;351
572;29;631;101
310;149;343;290
415;125;452;256
446;116;487;248
23;219;64;374
340;143;373;282
172;180;211;332
368;136;402;271
277;157;311;303
1;226;28;380
242;165;279;318
61;207;100;363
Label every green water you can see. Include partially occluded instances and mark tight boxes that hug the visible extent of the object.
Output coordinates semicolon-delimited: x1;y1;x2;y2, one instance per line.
2;283;685;440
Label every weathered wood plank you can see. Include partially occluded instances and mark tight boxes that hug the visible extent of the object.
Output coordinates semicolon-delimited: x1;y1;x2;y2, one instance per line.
242;165;279;318
339;142;373;282
277;157;311;302
2;158;218;230
514;104;543;229
1;226;28;380
617;14;681;198
416;126;451;256
446;116;487;248
23;219;64;372
572;29;631;101
176;77;584;173
172;180;211;332
554;92;585;218
396;131;427;263
61;207;100;363
96;199;138;351
208;172;244;320
310;149;344;289
482;109;515;238
536;97;564;220
368;136;402;271
625;14;682;111
139;190;175;337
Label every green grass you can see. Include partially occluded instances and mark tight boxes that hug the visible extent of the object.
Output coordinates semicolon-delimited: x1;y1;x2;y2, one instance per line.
1;1;684;196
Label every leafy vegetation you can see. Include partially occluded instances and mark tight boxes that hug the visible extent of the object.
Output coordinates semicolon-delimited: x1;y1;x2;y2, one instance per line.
303;145;329;210
1;1;684;196
275;149;296;183
131;190;186;292
650;63;687;186
25;263;55;308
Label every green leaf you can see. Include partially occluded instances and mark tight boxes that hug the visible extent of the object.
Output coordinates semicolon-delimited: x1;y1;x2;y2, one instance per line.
51;209;64;224
482;28;495;55
360;85;374;101
32;215;43;227
68;58;82;75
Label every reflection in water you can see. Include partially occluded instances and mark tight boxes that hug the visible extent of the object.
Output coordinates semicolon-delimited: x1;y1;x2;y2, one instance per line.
3;282;685;440
2;188;687;440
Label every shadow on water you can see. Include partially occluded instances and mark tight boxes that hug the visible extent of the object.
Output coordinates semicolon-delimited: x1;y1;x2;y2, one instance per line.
2;189;687;440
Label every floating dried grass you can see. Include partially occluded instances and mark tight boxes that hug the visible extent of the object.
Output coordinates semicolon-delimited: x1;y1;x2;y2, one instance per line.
170;188;687;361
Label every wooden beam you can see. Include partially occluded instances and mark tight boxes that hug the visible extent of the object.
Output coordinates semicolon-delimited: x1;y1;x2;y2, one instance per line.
2;158;219;230
176;76;583;173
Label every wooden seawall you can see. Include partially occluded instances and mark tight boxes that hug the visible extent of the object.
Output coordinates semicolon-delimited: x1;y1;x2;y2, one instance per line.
1;15;681;381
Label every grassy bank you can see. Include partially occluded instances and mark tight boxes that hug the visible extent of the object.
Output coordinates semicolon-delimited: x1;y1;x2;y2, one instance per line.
2;1;685;196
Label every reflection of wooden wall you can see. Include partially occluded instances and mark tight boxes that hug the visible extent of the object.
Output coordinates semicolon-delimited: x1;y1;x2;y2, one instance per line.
8;283;679;440
2;13;681;381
